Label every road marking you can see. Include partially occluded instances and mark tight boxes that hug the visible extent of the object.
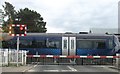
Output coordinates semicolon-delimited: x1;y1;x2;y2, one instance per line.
67;66;77;71
92;65;106;67
103;66;118;72
91;65;118;72
22;65;38;72
61;70;74;72
44;70;59;72
28;69;36;72
34;65;37;67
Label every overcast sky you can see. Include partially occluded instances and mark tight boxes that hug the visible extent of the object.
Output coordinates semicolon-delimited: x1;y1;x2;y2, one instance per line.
0;0;119;33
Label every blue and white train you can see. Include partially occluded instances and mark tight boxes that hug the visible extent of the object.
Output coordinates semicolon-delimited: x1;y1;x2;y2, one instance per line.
2;33;120;56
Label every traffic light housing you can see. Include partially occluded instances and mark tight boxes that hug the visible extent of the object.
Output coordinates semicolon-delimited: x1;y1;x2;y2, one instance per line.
9;24;27;36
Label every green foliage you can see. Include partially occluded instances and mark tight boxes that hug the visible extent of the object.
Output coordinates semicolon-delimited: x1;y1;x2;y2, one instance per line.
2;2;47;33
2;2;16;19
17;8;47;32
2;2;16;32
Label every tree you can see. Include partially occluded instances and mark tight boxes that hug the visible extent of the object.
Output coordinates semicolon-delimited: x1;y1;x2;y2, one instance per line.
2;2;16;20
17;8;47;32
2;2;47;33
2;2;16;32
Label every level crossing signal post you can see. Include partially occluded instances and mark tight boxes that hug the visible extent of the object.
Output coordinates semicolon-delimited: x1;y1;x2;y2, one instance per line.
9;24;27;67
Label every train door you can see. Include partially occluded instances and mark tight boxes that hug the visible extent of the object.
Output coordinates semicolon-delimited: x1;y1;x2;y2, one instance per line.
62;37;76;55
69;37;76;55
62;37;68;55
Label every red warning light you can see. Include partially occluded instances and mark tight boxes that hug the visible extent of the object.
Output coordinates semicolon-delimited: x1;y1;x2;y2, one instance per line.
9;24;27;36
20;26;23;30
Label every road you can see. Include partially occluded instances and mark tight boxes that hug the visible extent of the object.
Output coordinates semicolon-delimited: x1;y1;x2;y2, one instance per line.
2;65;119;74
26;65;119;72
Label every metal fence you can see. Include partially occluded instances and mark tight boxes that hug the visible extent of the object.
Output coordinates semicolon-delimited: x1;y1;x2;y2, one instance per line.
0;49;27;66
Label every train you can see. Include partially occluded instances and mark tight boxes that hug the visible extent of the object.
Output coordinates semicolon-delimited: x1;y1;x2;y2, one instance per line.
2;33;120;56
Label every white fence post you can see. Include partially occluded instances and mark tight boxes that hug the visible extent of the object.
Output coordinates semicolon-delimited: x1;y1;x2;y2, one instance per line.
116;54;120;69
4;49;8;65
22;50;24;65
1;49;27;66
0;49;1;66
0;49;2;74
24;51;27;65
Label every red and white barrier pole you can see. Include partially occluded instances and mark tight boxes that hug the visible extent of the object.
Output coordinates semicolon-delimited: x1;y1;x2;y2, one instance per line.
27;55;120;59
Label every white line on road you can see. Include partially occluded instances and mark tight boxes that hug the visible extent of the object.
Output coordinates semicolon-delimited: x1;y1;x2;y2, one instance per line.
61;70;74;72
67;66;77;71
44;70;59;72
34;65;37;67
91;65;118;72
28;69;36;72
103;66;118;72
92;65;106;67
22;65;38;72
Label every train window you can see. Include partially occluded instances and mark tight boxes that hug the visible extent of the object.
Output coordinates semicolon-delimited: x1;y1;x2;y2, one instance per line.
19;39;61;49
64;40;67;49
108;40;113;49
71;40;74;49
77;40;93;49
35;40;46;48
19;40;32;48
19;39;46;48
94;41;106;49
47;41;60;49
7;40;16;48
77;40;106;49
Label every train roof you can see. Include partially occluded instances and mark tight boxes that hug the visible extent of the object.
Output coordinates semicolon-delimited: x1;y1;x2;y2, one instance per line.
26;33;115;37
1;33;116;41
2;33;115;37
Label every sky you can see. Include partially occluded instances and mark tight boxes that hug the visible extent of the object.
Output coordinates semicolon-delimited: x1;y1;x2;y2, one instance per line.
0;0;119;33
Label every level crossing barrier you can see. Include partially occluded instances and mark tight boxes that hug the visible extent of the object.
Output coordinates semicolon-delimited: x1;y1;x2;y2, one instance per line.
27;55;120;58
26;55;120;65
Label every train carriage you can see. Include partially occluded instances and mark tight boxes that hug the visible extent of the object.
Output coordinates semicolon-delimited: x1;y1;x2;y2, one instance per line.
2;33;120;56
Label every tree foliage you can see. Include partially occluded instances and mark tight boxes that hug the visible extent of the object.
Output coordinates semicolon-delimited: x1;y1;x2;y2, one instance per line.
2;2;16;32
17;8;47;32
2;2;16;20
2;2;47;33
